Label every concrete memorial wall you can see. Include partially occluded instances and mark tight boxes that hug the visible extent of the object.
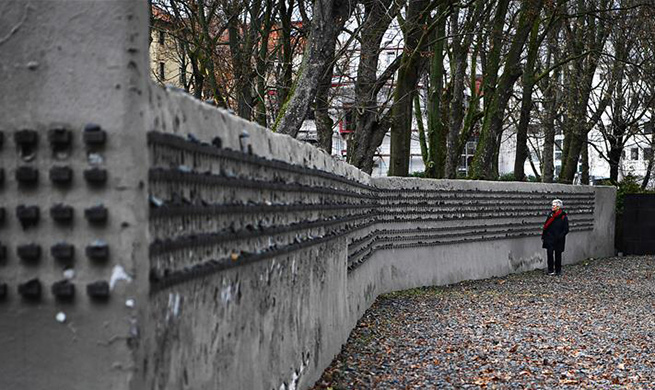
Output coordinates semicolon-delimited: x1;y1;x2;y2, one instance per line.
0;2;615;390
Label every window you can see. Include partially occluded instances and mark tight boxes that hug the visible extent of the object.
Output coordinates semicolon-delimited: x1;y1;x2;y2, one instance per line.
645;121;653;135
159;31;165;44
554;139;563;150
631;148;639;160
645;148;653;161
466;141;475;155
159;62;165;80
458;141;477;175
343;109;353;130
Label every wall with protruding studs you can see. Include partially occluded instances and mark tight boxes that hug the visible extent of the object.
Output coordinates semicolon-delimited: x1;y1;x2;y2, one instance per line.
139;87;615;390
0;1;150;389
0;2;616;390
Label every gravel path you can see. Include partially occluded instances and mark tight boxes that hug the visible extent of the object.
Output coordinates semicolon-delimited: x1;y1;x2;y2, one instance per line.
312;256;655;389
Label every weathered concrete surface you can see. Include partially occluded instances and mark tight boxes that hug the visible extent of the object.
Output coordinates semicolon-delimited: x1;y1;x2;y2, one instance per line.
0;1;150;389
143;86;615;389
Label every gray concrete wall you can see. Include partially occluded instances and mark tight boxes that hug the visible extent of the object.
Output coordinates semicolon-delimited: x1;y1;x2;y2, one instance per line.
142;87;615;389
0;2;616;390
0;1;150;389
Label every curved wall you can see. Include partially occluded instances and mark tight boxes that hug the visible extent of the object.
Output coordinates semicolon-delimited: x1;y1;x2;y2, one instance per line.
143;87;615;390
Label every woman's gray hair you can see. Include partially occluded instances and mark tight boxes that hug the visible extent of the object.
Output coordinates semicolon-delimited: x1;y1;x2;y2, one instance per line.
552;199;563;207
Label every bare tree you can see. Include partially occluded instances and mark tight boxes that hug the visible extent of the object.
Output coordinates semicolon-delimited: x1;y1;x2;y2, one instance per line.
468;0;545;180
272;0;355;137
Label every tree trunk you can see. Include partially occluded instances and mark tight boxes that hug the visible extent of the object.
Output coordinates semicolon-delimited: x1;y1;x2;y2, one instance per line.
415;94;429;164
558;0;611;183
513;17;540;181
608;144;622;183
542;103;556;182
581;137;589;184
469;0;544;180
425;10;447;178
389;55;422;176
273;0;352;137
276;0;294;110
315;61;335;152
389;0;431;177
348;0;399;173
444;1;484;179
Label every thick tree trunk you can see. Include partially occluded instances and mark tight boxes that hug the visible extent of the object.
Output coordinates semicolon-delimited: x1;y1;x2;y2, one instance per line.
541;103;556;182
425;11;447;178
389;56;422;176
560;128;583;183
276;0;294;110
389;0;431;177
608;144;622;183
254;2;273;127
540;15;560;184
444;52;467;178
581;138;589;184
315;62;335;152
347;0;397;172
273;0;352;137
513;18;540;181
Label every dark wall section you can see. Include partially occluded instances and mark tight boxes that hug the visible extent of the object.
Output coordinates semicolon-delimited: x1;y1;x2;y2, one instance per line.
622;194;655;254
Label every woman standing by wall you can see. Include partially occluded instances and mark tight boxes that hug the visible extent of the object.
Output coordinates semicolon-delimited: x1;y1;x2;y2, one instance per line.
542;199;570;275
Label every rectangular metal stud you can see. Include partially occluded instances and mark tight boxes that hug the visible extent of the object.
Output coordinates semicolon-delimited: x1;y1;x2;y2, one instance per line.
51;243;75;263
50;166;73;185
14;129;38;146
50;204;74;224
0;207;5;225
51;280;75;301
48;128;72;149
18;278;41;300
0;283;7;300
0;131;4;149
86;241;109;261
86;281;109;300
83;168;107;185
0;243;6;262
17;244;41;262
15;166;39;185
16;205;40;228
0;168;4;185
84;205;108;224
14;130;38;160
83;123;107;146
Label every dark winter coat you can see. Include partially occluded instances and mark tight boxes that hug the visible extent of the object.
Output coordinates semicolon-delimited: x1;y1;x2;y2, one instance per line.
541;210;569;252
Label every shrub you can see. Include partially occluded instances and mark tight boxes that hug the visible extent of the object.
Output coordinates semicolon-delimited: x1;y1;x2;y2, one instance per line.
498;172;516;181
615;174;654;215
